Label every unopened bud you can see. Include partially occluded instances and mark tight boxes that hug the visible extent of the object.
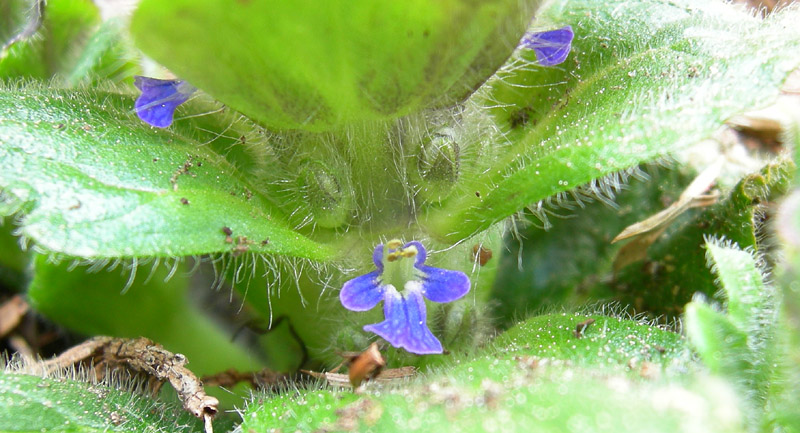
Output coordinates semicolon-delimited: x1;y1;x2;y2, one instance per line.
297;160;353;228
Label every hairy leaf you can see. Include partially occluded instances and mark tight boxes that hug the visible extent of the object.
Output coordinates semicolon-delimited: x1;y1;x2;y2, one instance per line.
424;0;800;241
686;240;777;427
0;84;334;261
0;372;213;433
242;314;740;433
685;301;751;378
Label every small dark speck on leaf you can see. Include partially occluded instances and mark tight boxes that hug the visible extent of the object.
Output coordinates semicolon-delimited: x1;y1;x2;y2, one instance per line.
53;123;65;129
261;239;270;246
232;236;254;256
573;318;596;338
472;245;493;266
180;197;189;205
152;158;159;162
475;191;481;198
109;411;124;426
510;108;532;129
222;227;233;244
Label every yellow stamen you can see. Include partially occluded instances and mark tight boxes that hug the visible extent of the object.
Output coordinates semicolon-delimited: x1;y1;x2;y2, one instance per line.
401;245;418;258
386;239;403;249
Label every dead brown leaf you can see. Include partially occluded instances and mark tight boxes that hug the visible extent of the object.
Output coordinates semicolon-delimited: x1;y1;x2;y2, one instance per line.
612;159;723;270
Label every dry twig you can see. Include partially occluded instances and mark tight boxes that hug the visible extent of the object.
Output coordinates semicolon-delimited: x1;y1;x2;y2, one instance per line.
40;337;218;423
302;343;415;389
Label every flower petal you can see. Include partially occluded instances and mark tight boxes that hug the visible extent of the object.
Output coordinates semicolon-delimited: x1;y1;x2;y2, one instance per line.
402;240;428;266
519;26;574;66
340;270;384;311
364;286;442;354
417;266;470;303
134;76;196;128
372;243;384;270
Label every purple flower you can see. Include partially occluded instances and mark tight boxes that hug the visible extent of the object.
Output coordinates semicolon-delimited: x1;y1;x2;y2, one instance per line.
340;240;470;354
134;76;197;128
519;26;574;66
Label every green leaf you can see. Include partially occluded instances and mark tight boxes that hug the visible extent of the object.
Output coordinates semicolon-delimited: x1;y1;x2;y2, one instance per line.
706;240;772;337
241;314;743;433
0;83;334;261
26;254;262;376
684;301;750;377
0;217;29;291
0;372;210;433
66;18;139;86
495;313;686;368
685;240;778;427
131;0;541;131
0;0;100;80
423;0;800;242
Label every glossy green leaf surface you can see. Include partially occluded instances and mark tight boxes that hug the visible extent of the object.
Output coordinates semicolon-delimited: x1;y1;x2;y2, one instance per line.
0;372;209;433
241;314;740;433
424;0;800;241
131;0;541;131
0;84;333;261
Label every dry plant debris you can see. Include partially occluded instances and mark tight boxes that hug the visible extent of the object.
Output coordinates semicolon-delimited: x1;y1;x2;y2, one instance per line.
573;318;596;339
39;336;218;427
302;343;415;389
201;367;291;391
612;159;723;270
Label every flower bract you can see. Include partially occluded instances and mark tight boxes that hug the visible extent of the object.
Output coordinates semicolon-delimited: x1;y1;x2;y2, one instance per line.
339;240;470;354
519;26;574;66
133;76;197;128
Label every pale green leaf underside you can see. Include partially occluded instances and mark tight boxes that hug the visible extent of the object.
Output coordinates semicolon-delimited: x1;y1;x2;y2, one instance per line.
0;85;334;260
131;0;541;131
27;254;263;376
425;0;800;241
